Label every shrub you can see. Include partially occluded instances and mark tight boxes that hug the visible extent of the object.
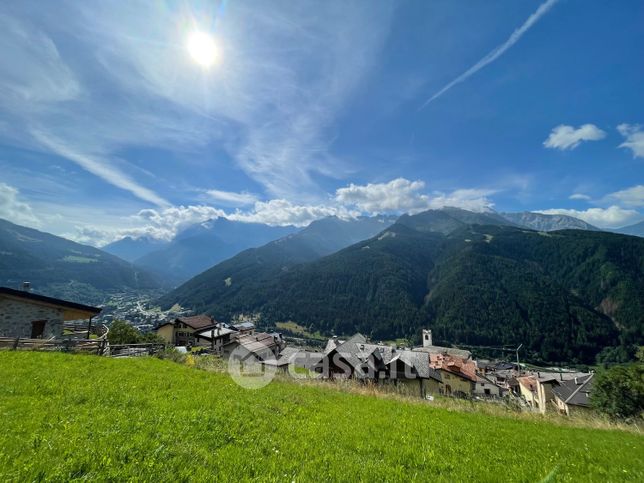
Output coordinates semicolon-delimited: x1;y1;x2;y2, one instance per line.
591;363;644;421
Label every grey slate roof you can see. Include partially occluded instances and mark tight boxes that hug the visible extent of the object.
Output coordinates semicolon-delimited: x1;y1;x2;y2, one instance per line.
390;350;442;382
552;374;594;408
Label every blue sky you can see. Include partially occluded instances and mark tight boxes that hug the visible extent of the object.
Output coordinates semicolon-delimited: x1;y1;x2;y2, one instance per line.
0;0;642;245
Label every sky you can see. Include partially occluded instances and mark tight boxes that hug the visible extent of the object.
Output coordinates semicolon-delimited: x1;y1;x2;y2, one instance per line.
0;0;642;246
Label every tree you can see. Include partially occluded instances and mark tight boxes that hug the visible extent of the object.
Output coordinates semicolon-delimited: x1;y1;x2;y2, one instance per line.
107;320;142;344
591;363;644;421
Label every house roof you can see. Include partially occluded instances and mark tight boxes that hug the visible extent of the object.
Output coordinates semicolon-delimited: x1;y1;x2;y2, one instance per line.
333;338;392;371
227;332;283;356
263;348;324;368
231;321;255;330
176;315;216;330
0;286;101;319
413;345;472;359
552;374;594;408
389;350;442;382
194;326;236;340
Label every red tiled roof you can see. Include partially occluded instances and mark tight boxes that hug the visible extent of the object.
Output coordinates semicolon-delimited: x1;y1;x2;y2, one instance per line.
176;315;215;330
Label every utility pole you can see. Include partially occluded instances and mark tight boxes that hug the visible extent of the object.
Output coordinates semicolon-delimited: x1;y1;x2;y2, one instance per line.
515;344;523;376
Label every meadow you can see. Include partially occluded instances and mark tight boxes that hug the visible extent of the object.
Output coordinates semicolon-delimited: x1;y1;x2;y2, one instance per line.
0;351;642;481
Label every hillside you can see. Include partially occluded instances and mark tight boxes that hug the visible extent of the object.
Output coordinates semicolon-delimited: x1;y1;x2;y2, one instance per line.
1;352;642;481
0;218;162;303
134;218;297;282
162;210;644;364
158;215;396;310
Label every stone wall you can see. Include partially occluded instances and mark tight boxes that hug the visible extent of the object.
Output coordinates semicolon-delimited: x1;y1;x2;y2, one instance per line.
0;297;65;338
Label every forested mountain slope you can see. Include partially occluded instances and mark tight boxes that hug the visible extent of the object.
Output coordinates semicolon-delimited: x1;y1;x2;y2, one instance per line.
0;218;162;303
158;215;396;310
162;212;644;364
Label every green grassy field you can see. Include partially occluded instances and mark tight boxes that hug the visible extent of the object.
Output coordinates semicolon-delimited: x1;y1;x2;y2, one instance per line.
0;352;642;481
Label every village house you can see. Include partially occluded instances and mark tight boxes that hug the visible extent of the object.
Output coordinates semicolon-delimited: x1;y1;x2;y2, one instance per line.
517;375;553;412
385;349;442;398
156;315;217;346
262;347;324;373
193;324;237;354
427;353;478;397
222;332;285;360
0;285;101;339
230;321;255;335
315;334;444;398
473;374;503;398
552;374;595;416
317;334;392;380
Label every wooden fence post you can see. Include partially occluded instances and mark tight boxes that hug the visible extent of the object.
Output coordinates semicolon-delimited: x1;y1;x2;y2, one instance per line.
12;337;20;350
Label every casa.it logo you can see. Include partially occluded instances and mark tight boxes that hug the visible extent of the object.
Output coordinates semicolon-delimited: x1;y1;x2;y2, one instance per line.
227;345;277;390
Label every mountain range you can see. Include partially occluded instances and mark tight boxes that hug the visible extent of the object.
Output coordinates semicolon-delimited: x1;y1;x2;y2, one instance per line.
613;220;644;238
103;236;169;262
0;218;163;303
161;208;644;364
130;218;297;283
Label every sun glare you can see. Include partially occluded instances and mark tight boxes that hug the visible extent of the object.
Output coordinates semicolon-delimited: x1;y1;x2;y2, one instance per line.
186;31;219;68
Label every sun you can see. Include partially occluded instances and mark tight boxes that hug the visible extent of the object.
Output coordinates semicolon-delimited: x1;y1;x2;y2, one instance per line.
186;30;219;68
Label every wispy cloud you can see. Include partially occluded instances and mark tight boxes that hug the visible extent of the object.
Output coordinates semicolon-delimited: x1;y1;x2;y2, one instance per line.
543;124;606;150
206;189;258;206
419;0;559;109
605;184;644;208
0;182;40;227
617;124;644;158
32;131;170;207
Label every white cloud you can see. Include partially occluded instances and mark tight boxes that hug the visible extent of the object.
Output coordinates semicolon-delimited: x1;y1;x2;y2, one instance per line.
569;193;591;201
335;178;495;213
134;205;227;240
543;124;606;150
605;185;644;208
335;178;430;213
420;0;559;108
206;189;258;206
0;182;40;227
229;199;357;227
53;178;499;245
537;206;641;228
427;188;496;212
617;124;644;158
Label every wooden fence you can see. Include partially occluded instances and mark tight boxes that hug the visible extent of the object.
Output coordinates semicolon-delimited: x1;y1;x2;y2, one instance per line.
108;343;166;358
0;336;109;355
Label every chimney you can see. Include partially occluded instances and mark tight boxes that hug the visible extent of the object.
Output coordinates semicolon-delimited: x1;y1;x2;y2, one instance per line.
22;281;31;292
422;329;433;347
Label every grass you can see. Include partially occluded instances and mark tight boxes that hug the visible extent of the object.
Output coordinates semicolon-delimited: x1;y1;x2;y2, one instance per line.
275;321;327;341
1;352;643;482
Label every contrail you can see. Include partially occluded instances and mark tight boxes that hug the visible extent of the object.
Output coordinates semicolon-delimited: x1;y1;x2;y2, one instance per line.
419;0;559;110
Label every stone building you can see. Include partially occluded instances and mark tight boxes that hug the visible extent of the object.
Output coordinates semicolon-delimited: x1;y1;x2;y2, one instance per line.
0;286;101;339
